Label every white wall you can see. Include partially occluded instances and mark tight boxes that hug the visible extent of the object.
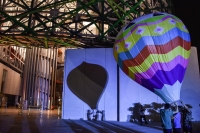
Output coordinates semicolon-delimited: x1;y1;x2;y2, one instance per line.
181;47;200;121
63;47;200;121
0;63;21;95
63;48;117;120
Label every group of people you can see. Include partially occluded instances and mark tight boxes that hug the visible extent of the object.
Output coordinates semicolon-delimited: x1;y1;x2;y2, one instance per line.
160;101;193;133
87;109;105;121
139;101;193;133
87;102;192;133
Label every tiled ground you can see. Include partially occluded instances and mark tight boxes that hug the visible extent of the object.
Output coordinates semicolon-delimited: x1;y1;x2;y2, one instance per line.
0;107;199;133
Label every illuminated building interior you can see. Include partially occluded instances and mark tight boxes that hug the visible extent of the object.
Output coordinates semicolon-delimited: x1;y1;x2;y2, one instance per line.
0;0;173;109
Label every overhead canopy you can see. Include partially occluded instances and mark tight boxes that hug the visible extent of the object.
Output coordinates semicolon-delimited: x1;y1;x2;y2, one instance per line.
0;0;173;48
0;0;172;48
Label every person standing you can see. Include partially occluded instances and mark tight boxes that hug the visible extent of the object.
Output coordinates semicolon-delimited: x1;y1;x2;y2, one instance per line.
139;104;148;125
160;103;178;133
181;101;193;133
99;110;105;121
87;109;94;121
93;110;100;121
172;111;182;133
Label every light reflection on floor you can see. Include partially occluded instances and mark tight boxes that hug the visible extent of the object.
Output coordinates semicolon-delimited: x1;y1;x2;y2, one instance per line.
0;107;200;133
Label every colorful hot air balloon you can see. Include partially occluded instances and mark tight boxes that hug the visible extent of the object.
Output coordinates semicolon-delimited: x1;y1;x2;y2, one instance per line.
113;12;191;103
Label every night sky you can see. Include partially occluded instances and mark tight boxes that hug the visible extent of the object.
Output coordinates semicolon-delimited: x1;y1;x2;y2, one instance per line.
172;0;200;67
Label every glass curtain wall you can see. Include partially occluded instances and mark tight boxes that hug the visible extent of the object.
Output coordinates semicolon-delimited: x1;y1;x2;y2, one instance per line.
22;47;57;110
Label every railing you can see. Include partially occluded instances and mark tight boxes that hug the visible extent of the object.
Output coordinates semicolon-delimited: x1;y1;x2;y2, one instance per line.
0;97;7;114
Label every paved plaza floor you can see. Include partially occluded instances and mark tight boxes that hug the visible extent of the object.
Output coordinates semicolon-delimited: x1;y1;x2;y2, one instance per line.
0;107;200;133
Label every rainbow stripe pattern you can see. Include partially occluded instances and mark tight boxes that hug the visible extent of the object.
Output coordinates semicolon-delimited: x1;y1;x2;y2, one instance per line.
113;13;191;103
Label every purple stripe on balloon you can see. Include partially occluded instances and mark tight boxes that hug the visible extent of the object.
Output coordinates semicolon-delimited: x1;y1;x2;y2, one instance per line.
139;64;186;92
133;55;189;84
115;15;176;44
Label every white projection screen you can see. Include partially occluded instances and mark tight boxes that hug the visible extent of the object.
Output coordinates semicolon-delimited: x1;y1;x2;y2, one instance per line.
63;47;200;121
62;48;118;120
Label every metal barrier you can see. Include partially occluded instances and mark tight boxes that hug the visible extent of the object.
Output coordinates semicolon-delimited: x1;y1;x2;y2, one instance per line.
18;98;23;115
27;97;43;115
0;97;7;114
57;98;62;117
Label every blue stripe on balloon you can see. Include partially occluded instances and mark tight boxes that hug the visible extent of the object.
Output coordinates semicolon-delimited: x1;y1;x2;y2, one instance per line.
118;28;190;61
117;57;124;69
140;64;186;92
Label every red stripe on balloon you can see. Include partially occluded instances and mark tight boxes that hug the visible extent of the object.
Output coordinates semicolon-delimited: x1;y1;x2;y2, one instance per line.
122;36;190;75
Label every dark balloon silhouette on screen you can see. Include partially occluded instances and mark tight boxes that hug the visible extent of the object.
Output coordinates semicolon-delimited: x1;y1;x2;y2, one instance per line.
67;62;108;109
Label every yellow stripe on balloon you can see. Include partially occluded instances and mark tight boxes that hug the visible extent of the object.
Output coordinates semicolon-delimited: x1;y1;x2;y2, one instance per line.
116;17;188;40
126;46;190;76
113;49;119;62
128;68;136;80
116;30;188;54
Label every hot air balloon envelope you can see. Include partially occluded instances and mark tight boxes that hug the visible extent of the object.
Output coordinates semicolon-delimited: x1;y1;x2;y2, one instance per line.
113;12;191;103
